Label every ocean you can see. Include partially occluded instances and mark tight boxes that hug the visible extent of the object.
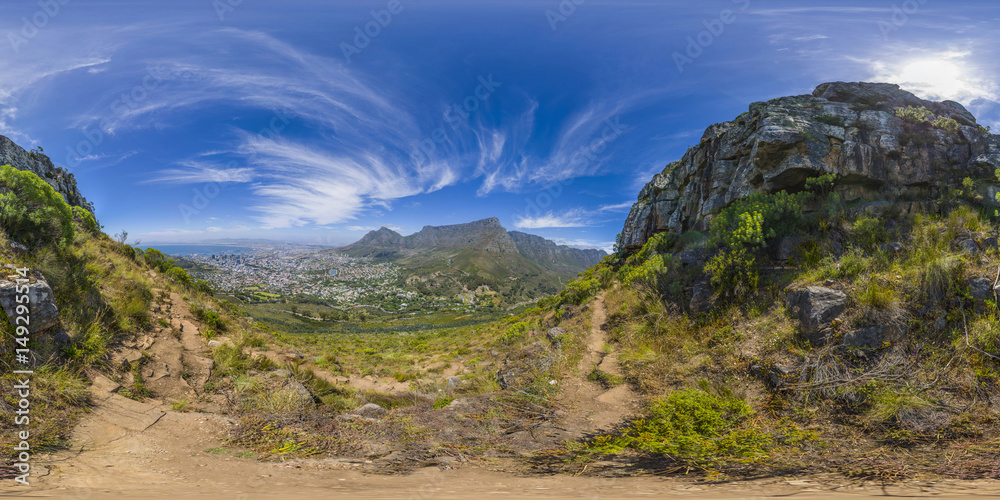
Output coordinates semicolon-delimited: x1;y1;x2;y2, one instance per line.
148;244;254;257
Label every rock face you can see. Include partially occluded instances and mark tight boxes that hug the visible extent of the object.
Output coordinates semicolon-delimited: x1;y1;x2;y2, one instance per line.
0;273;60;333
621;82;999;251
785;286;848;345
343;218;518;255
0;135;94;213
404;217;518;254
509;231;605;268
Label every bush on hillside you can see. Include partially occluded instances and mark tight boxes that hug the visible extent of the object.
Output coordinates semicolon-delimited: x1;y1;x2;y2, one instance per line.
142;248;174;273
586;387;772;467
166;266;193;286
0;164;75;247
894;106;934;124
705;191;806;296
72;206;99;233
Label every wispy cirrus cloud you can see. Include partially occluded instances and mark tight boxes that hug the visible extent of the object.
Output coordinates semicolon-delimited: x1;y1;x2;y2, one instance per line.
514;201;632;229
476;97;634;194
147;161;256;184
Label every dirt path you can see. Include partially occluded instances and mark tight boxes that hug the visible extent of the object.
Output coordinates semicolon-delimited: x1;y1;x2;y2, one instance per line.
12;291;1000;498
555;292;640;435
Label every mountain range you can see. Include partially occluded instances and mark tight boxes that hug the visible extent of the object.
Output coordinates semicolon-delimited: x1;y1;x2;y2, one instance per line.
340;217;606;304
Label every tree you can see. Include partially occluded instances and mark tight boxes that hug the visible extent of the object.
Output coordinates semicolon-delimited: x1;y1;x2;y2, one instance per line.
0;164;74;247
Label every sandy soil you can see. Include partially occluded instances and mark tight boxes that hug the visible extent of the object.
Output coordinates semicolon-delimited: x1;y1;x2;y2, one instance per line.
6;293;1000;499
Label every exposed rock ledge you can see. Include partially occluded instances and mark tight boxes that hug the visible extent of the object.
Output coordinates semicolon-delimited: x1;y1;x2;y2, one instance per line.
621;82;1000;250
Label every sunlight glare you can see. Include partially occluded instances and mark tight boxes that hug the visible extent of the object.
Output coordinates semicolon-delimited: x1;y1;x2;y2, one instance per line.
897;59;966;100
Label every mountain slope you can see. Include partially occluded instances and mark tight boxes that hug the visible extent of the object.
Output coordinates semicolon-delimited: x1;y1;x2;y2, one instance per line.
620;81;999;250
340;218;606;304
0;135;93;213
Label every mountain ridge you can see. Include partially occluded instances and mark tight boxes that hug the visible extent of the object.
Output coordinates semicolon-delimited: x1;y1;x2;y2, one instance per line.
620;81;1000;250
343;217;605;266
340;217;606;303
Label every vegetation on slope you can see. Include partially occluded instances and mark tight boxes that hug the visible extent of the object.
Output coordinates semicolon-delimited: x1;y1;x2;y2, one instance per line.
528;169;1000;477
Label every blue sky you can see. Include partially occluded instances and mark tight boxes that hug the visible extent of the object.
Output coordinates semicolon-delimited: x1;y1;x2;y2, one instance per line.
0;0;997;252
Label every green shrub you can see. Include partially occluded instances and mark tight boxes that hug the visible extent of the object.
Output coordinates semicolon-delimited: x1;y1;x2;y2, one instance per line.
623;254;678;292
805;173;836;198
933;116;960;133
191;304;227;331
562;276;600;306
167;266;192;285
142;248;174;273
0;165;75;247
433;396;455;410
586;388;771;467
705;247;759;294
72;206;99;233
920;255;962;303
704;191;806;295
498;320;531;344
851;217;887;250
996;169;1000;217
855;277;896;310
194;279;214;295
895;106;934;124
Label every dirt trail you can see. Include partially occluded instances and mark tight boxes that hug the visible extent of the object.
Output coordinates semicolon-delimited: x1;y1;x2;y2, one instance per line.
555;292;640;435
13;291;1000;498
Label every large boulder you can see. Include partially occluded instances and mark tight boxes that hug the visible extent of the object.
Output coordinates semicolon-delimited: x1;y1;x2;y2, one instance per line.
354;403;388;418
841;326;884;350
689;279;715;314
620;82;999;251
0;272;60;333
970;278;994;301
785;286;848;344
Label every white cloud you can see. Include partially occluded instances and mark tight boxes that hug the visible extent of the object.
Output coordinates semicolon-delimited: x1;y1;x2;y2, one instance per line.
148;162;256;184
598;201;633;212
867;50;999;104
475;94;644;194
514;209;590;229
549;237;613;254
515;201;633;229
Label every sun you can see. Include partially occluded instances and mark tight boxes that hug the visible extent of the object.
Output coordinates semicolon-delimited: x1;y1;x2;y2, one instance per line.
896;59;967;100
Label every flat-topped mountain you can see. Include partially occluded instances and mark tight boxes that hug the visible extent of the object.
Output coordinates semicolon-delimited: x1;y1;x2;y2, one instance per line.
341;218;605;303
621;81;1000;250
343;217;604;266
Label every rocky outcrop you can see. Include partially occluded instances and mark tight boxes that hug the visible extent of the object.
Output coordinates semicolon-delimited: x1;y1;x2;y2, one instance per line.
0;135;94;213
341;218;606;274
785;286;847;345
404;217;518;254
509;231;605;268
344;218;520;254
0;270;60;334
621;82;1000;251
